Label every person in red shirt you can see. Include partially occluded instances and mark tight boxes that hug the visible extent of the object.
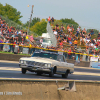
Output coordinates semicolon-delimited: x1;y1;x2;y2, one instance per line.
48;16;51;23
68;48;72;59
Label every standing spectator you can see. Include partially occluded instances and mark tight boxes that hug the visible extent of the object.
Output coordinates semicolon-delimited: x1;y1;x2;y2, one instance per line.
9;40;14;52
76;27;81;38
72;49;76;60
85;48;89;61
51;17;54;25
14;43;19;54
0;38;3;51
68;48;72;59
48;16;51;23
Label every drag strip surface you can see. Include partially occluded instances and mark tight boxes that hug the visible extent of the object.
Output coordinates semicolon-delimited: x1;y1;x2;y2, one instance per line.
0;60;100;81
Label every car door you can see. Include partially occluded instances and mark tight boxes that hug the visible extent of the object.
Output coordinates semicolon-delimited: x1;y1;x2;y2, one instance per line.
56;55;66;73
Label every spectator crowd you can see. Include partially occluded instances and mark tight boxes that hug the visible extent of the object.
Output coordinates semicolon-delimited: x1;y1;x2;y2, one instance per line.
0;16;100;62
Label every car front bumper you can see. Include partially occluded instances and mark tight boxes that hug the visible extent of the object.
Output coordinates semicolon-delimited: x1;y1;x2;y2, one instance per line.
19;64;51;72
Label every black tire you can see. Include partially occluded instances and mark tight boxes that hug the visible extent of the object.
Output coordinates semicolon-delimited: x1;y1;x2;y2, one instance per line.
37;72;42;75
62;71;68;78
49;69;54;77
22;68;26;74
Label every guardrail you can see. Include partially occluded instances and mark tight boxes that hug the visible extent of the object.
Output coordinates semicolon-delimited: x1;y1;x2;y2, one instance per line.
0;43;100;62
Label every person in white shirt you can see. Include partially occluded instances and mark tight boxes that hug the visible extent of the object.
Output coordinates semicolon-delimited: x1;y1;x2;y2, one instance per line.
54;30;57;35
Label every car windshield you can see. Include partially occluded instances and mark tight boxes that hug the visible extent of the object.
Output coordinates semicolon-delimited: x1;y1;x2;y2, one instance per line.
32;52;58;60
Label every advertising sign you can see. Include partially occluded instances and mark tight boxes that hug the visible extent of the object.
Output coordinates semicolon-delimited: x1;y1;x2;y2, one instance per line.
90;57;98;62
3;44;9;52
22;48;29;54
90;62;100;69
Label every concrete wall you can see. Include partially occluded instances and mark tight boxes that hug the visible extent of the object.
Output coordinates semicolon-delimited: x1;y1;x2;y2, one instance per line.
0;53;29;61
0;53;90;67
0;80;100;100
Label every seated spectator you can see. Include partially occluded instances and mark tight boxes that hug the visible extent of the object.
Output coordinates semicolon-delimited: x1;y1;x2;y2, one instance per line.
82;28;86;34
55;24;59;32
29;34;34;42
60;24;65;32
53;30;57;36
90;29;94;35
74;39;78;46
71;25;74;33
97;33;100;39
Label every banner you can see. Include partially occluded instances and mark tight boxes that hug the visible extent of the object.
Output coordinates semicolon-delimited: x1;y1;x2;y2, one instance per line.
90;57;98;62
90;62;100;69
22;48;29;54
3;44;9;52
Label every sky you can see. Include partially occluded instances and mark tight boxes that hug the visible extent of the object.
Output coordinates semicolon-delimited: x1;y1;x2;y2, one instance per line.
1;0;100;31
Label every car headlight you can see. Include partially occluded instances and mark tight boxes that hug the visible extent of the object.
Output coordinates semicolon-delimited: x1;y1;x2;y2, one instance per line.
47;64;51;68
45;64;51;68
24;61;26;64
20;60;24;64
45;64;48;67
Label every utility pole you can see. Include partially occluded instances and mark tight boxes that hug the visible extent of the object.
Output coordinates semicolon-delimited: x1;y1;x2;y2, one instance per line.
27;5;34;35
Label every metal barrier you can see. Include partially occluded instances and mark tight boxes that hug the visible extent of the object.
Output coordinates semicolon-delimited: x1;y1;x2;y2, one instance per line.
0;43;100;62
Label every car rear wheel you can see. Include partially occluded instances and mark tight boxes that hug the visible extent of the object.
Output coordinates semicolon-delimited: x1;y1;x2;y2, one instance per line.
62;71;68;78
22;68;26;74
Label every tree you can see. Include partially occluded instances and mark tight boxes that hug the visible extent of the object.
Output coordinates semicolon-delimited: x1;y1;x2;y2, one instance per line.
60;18;79;31
0;3;5;15
30;17;40;27
60;18;79;25
87;29;99;35
23;17;40;27
0;3;22;24
30;19;47;36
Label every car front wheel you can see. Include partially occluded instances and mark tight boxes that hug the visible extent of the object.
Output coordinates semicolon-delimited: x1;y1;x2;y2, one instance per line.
22;68;26;74
62;71;68;78
49;68;54;77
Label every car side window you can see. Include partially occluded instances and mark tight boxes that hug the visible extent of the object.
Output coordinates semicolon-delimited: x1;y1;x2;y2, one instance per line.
60;55;64;62
57;55;60;61
57;55;64;62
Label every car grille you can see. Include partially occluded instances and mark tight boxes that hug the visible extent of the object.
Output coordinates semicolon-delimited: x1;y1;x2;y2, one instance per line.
26;61;45;67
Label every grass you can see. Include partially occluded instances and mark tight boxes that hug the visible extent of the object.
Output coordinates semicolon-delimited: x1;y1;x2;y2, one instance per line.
0;51;31;56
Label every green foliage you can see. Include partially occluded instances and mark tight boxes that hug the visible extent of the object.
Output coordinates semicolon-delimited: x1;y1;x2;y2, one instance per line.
0;3;22;24
87;29;99;40
87;29;99;35
60;18;79;31
23;17;40;27
60;18;79;25
30;19;47;36
30;17;40;27
0;3;5;15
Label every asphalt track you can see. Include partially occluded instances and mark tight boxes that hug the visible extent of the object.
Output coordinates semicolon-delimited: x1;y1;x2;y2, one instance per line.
0;60;100;81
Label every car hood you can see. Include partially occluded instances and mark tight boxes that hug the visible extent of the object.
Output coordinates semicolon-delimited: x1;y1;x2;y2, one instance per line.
19;57;58;64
